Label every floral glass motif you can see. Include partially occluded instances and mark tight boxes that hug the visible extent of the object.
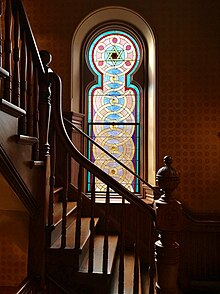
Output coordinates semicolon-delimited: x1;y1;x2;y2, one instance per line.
87;30;142;193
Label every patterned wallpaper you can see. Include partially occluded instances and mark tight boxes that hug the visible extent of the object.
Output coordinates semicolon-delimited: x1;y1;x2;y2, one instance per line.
0;212;28;286
23;0;220;215
0;175;29;286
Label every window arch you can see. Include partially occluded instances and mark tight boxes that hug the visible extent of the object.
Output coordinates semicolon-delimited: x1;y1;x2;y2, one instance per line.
71;7;157;186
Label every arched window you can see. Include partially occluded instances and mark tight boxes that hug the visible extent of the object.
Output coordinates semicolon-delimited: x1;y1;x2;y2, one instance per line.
85;29;143;193
71;7;156;189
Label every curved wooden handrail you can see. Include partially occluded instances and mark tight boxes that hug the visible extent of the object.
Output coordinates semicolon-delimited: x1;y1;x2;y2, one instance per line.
50;72;156;220
64;117;161;197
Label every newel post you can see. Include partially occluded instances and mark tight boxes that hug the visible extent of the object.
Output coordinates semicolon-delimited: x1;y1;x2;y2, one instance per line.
155;156;182;294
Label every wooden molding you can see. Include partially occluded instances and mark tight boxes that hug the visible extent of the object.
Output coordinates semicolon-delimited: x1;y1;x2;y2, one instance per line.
0;143;38;216
182;207;220;232
15;134;38;145
0;98;26;117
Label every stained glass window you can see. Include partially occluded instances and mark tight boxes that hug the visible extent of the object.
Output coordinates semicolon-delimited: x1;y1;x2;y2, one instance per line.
86;30;142;193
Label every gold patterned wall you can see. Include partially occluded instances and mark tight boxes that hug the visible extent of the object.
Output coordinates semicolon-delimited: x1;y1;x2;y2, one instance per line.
23;0;220;215
0;174;29;286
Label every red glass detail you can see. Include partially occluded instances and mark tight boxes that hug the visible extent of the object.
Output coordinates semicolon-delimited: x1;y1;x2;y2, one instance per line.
111;53;118;59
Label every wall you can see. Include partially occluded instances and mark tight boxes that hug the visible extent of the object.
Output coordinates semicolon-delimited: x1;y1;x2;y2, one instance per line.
23;0;220;215
0;174;29;286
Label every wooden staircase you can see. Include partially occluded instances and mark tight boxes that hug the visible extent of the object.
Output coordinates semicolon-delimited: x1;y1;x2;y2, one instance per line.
0;1;158;293
45;185;153;294
1;1;214;294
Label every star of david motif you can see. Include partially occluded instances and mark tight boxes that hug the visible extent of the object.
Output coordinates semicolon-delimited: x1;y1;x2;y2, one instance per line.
106;46;123;65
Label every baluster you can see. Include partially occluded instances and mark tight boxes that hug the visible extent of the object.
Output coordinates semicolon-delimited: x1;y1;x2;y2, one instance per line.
26;47;33;136
133;209;140;294
3;0;12;101
88;174;95;273
47;119;56;247
155;156;182;294
102;185;110;274
118;196;125;294
32;65;39;159
39;50;52;160
19;29;27;134
12;8;20;106
75;165;82;252
61;152;68;249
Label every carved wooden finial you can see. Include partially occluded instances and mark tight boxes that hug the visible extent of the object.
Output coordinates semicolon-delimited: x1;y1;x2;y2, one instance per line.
164;155;172;166
156;155;180;200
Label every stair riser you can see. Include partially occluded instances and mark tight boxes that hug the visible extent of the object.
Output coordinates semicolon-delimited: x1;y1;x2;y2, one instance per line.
71;272;112;294
78;233;90;267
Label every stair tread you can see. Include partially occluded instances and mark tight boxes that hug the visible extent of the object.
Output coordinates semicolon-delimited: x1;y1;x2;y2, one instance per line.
51;217;99;249
79;234;118;274
109;250;144;294
54;186;64;194
53;202;77;225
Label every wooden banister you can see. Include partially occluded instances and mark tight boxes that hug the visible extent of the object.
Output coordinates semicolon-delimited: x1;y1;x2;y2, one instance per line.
49;72;155;219
1;1;205;293
0;2;55;291
0;0;49;155
64;117;161;199
49;68;157;294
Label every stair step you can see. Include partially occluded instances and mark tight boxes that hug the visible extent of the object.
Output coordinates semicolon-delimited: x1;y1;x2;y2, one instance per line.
51;202;77;244
53;201;77;225
51;217;99;249
53;186;64;202
79;234;118;274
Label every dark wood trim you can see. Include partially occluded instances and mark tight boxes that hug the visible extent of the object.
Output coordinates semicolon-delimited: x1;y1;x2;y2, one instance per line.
179;208;220;292
182;208;220;232
46;275;71;294
0;143;38;216
0;98;26;117
64;111;85;128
